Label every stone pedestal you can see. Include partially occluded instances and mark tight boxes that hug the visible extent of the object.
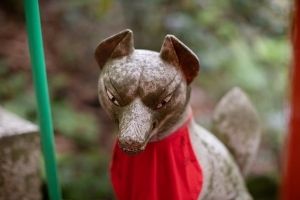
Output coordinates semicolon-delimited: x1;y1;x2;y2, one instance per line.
0;107;41;200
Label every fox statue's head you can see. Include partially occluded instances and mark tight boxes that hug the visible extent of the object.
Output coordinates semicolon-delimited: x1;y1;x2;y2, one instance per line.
95;29;200;154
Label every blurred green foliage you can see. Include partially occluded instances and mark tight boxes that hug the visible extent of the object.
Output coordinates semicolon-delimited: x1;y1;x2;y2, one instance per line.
52;102;98;146
58;151;114;200
0;0;290;199
247;175;279;200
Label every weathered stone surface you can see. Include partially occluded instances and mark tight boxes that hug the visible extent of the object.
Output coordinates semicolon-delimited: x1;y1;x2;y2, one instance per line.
0;107;41;200
212;87;261;176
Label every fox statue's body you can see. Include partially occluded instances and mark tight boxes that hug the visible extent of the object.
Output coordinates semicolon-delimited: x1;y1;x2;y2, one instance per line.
95;29;261;200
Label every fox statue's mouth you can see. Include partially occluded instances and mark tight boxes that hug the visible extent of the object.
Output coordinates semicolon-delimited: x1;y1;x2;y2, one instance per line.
118;140;147;154
118;142;144;154
117;129;156;154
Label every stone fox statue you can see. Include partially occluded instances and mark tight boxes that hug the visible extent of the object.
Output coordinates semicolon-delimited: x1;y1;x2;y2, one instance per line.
94;29;261;200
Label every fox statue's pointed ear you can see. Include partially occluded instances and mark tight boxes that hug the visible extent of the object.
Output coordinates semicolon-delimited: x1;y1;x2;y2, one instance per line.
160;35;200;84
95;29;134;69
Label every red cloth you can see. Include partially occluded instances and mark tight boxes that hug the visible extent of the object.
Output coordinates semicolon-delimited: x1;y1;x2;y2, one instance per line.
110;118;203;200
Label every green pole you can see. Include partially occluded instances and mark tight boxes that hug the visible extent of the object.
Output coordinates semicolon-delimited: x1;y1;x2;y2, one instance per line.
24;1;61;200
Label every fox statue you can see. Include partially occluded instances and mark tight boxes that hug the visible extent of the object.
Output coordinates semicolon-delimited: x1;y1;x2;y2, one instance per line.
94;29;261;200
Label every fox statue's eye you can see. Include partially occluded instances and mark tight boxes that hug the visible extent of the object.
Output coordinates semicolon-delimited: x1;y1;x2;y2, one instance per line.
156;93;173;109
106;88;120;106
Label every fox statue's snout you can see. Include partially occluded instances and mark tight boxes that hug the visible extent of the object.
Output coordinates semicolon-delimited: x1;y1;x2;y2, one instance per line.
118;98;156;153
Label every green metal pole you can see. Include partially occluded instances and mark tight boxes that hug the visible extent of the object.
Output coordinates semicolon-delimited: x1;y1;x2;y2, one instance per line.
24;1;61;200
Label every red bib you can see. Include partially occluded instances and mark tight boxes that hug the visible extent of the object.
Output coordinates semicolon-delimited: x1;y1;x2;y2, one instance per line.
110;119;203;200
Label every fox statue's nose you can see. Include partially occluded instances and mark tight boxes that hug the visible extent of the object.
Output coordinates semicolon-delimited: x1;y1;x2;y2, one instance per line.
118;98;153;154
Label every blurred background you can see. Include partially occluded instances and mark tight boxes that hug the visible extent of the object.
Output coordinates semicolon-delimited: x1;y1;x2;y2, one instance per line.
0;0;291;199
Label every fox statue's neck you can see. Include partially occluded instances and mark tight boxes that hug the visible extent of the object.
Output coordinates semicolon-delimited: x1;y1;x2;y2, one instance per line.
150;105;192;142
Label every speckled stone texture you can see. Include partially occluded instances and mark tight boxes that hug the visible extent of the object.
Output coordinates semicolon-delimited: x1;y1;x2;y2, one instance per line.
0;107;41;200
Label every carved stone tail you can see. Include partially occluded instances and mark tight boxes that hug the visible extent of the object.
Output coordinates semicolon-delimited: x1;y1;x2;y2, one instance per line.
212;87;261;176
